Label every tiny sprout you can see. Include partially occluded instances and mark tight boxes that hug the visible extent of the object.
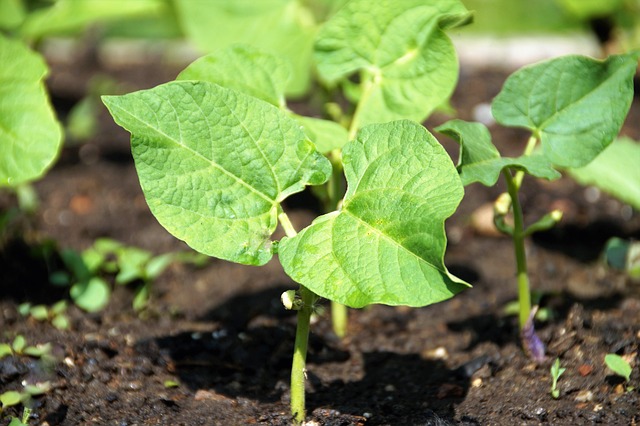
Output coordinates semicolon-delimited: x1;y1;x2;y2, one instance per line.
605;353;633;383
550;358;566;399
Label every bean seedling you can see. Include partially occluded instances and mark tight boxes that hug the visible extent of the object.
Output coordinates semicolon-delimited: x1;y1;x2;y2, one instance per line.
103;1;472;422
437;51;638;357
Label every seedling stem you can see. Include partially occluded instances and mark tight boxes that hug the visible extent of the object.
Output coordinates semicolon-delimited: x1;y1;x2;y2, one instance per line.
279;211;317;423
503;169;531;330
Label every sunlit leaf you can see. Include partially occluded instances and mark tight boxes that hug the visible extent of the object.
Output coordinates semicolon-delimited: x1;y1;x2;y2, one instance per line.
18;0;164;39
568;137;640;210
173;0;319;96
177;44;289;108
0;34;62;187
437;119;560;186
70;277;110;312
492;53;638;168
315;0;470;125
279;120;468;307
103;82;331;265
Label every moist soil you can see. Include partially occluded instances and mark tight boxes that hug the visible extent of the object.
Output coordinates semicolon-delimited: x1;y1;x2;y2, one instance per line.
1;51;639;426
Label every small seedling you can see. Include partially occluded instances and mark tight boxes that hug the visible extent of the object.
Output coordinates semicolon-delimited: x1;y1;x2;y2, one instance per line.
437;51;638;358
0;335;51;360
103;2;473;423
18;301;70;330
52;238;207;312
7;407;32;426
605;353;634;390
550;358;566;399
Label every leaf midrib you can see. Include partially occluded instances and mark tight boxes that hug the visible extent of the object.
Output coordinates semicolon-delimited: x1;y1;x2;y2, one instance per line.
108;100;276;206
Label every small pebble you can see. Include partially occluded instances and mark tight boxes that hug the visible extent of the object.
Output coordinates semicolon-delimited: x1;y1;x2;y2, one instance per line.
574;389;594;402
422;346;448;360
578;364;593;376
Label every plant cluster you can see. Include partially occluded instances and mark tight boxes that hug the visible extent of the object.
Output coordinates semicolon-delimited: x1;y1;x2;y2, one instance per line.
102;0;638;422
0;336;54;419
0;0;638;423
50;238;207;312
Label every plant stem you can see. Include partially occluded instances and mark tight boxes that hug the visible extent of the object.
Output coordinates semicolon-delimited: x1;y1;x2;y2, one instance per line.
278;211;318;424
513;135;538;189
290;284;317;424
325;151;348;337
503;170;531;330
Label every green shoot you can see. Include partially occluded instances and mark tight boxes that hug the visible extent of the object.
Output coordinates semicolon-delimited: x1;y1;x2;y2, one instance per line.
550;358;566;399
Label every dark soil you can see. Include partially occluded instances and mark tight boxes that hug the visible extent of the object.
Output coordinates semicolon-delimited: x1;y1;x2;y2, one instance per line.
1;49;639;426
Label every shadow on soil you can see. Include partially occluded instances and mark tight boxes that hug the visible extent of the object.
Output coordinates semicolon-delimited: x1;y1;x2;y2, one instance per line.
149;285;471;424
532;218;640;263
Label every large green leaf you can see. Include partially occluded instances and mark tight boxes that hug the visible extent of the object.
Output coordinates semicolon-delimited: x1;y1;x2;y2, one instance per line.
178;45;348;154
177;44;289;108
173;0;318;97
102;82;331;265
0;34;62;187
18;0;163;39
294;115;349;154
436;119;561;186
279;120;468;308
0;0;25;30
314;0;470;126
492;53;638;168
568;137;640;210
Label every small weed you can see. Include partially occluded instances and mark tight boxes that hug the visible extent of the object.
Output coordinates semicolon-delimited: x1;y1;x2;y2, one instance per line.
550;358;566;399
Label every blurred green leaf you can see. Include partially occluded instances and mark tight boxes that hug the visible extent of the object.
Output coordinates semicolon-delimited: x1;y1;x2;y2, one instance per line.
568;137;640;210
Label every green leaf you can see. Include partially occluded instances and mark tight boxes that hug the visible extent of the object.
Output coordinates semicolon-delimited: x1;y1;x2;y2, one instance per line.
132;282;150;312
28;305;49;321
144;253;175;280
0;390;24;408
177;45;347;154
23;343;51;358
492;53;638;168
314;0;470;126
605;353;632;382
173;0;318;97
0;343;13;359
0;34;62;187
115;246;152;284
18;0;164;39
0;0;25;30
8;416;28;426
436;119;561;186
12;335;26;353
279;120;468;308
102;82;331;265
177;44;289;108
567;137;640;210
70;277;110;312
294;115;349;154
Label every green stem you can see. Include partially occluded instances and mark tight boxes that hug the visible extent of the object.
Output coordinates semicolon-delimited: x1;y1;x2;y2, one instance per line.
513;135;538;189
347;69;378;141
503;170;531;330
278;211;317;424
290;285;317;424
325;152;349;338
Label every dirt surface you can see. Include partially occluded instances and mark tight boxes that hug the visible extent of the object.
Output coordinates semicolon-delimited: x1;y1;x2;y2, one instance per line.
1;51;639;426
